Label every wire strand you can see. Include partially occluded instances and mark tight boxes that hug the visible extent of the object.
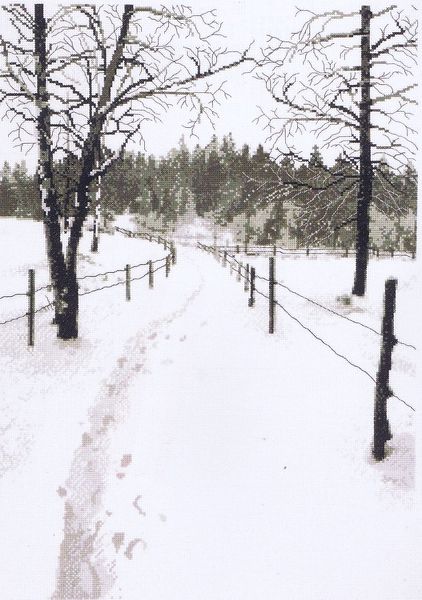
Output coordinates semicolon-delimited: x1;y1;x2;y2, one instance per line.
253;275;416;351
253;285;415;412
0;312;28;326
200;244;415;352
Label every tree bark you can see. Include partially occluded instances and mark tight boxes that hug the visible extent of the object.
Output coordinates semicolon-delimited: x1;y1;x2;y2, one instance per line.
56;270;79;339
352;5;372;296
91;151;101;253
34;5;69;333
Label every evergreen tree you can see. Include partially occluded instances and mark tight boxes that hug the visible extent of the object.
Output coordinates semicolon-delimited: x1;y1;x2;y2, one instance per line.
0;162;14;216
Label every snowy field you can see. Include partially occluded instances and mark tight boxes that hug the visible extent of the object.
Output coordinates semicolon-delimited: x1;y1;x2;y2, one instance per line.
0;217;421;600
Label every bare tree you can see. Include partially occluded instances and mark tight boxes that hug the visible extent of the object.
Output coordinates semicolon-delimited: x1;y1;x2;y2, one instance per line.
255;4;417;295
0;3;251;338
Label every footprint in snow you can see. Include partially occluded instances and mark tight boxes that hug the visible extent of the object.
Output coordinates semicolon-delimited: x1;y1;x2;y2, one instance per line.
121;454;132;468
179;335;187;342
125;538;146;559
133;495;146;517
82;432;93;446
112;532;125;553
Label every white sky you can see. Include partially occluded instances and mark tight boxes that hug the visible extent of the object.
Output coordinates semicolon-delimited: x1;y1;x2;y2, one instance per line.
0;0;419;171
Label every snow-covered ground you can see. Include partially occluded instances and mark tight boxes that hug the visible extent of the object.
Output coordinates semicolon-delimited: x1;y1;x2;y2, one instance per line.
0;217;421;600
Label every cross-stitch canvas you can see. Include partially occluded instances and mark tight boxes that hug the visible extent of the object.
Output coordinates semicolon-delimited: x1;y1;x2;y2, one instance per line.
0;1;421;598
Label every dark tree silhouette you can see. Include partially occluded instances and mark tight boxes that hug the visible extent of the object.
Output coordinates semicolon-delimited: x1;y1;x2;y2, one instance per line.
0;3;251;338
255;5;417;295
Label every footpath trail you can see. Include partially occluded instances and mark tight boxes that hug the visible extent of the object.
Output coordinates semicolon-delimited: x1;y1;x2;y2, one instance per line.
52;242;420;600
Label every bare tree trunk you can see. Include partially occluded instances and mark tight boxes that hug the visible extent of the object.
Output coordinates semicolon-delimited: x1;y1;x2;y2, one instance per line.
56;270;79;339
34;3;136;339
352;5;372;296
35;4;69;332
58;181;92;339
91;86;102;253
91;174;101;253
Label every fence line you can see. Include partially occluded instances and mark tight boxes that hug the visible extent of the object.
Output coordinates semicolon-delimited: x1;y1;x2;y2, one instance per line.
198;242;416;351
0;257;168;304
79;260;168;297
115;225;173;247
0;222;174;320
206;243;415;260
255;284;414;412
0;247;174;337
258;275;416;351
197;241;416;416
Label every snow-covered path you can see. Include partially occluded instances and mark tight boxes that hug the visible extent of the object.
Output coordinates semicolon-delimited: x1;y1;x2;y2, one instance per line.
52;244;420;600
1;224;420;599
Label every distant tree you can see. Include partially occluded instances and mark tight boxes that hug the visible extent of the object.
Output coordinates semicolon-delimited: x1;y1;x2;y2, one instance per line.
402;162;417;214
205;150;224;215
0;162;15;217
191;145;208;216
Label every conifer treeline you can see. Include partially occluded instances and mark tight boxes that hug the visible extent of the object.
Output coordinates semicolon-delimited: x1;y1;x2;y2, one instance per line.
0;134;417;250
0;161;41;219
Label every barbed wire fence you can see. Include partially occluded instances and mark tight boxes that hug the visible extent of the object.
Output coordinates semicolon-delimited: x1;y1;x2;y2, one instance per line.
198;241;416;461
0;227;176;347
208;242;415;260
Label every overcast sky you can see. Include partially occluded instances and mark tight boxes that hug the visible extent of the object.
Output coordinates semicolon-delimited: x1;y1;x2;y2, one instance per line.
0;0;419;171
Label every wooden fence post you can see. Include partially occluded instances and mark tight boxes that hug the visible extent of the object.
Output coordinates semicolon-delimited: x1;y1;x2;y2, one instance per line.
125;264;131;301
273;245;276;256
373;278;397;461
149;260;154;289
223;250;227;268
248;267;255;307
244;263;250;292
165;255;170;278
236;244;240;254
306;247;310;256
269;256;275;334
237;261;243;283
28;268;35;347
164;239;167;250
172;244;177;265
